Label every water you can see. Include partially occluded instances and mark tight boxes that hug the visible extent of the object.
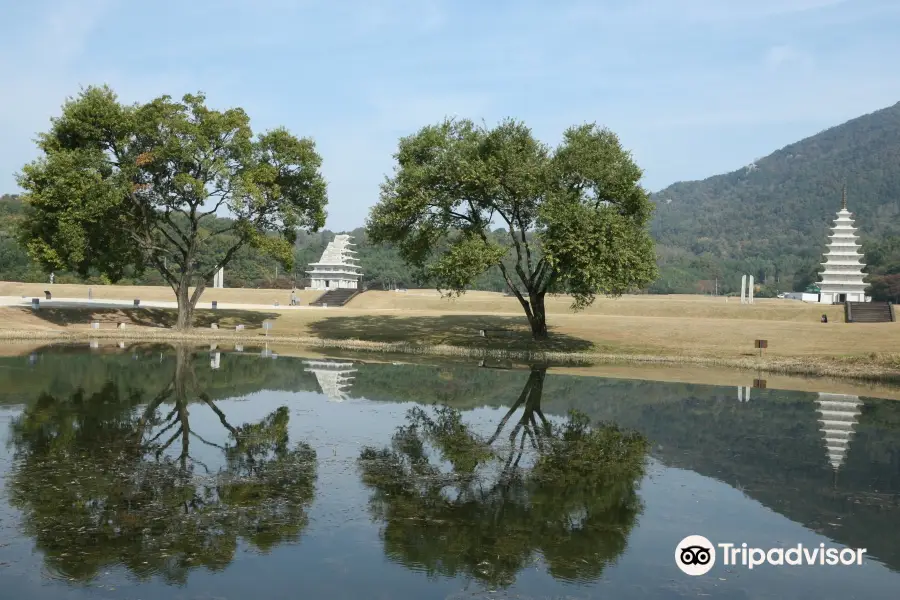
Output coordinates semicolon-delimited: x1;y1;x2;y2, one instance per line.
1;344;899;599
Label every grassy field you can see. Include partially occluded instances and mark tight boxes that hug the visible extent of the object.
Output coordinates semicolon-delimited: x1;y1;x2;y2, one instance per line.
0;282;897;380
0;281;846;321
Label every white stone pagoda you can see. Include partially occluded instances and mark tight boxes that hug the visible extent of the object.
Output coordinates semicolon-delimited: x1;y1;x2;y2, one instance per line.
303;360;357;402
815;393;862;471
305;234;362;291
818;187;869;304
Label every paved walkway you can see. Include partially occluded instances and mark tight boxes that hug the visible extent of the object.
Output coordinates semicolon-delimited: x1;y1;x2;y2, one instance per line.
0;296;323;311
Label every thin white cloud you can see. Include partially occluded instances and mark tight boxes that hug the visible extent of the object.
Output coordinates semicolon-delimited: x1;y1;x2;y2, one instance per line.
565;0;849;24
764;44;814;69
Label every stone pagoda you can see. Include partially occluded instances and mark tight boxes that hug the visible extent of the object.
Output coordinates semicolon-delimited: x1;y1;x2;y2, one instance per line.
305;234;362;291
815;393;862;471
818;187;868;304
303;360;357;402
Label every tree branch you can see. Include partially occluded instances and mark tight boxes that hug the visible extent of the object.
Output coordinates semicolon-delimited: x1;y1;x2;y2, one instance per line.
199;394;238;436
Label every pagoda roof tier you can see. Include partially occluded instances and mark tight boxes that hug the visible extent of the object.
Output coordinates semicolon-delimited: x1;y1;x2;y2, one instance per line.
307;263;362;269
819;283;868;291
306;269;363;276
820;269;866;276
819;279;867;285
820;265;866;272
309;259;361;266
820;270;867;276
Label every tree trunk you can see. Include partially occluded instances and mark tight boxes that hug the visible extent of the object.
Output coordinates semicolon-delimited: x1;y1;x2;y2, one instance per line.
174;280;194;330
528;292;548;340
174;274;207;330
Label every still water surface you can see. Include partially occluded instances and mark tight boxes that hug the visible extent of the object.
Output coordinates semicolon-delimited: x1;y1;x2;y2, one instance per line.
1;345;899;599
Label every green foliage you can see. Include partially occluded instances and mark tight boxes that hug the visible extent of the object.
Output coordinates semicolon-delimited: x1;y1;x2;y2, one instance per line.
15;86;327;326
367;117;656;337
357;368;649;588
6;347;317;583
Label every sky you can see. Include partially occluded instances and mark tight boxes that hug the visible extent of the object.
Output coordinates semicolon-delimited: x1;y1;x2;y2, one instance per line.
1;0;899;231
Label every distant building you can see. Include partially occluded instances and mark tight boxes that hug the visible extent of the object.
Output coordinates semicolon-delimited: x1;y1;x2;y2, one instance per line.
305;234;362;291
817;187;869;304
784;291;820;302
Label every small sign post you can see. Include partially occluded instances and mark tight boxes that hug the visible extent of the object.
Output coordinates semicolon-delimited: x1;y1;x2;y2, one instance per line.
755;339;768;358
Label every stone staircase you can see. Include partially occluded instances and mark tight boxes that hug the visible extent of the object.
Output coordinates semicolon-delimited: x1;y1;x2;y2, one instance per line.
309;288;361;307
845;301;895;323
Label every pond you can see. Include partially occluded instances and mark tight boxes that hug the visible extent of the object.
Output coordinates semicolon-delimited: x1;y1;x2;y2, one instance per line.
1;344;899;599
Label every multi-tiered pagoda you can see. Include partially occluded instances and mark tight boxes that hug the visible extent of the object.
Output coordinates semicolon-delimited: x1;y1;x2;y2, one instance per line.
305;234;362;291
815;393;862;471
818;187;868;304
303;360;357;402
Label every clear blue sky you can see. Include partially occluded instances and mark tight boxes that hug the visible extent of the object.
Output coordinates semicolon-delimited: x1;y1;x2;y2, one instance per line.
1;0;898;231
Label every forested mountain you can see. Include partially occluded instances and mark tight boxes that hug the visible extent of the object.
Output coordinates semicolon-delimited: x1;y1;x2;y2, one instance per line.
4;100;900;298
650;100;900;297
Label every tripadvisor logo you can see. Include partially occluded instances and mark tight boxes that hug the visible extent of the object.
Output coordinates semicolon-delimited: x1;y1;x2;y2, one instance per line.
676;535;716;576
675;535;867;575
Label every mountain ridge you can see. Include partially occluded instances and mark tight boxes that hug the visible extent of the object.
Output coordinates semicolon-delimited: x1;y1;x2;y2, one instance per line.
648;99;900;295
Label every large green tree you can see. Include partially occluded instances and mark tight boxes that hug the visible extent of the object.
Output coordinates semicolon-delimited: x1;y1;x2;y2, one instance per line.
17;86;327;329
366;118;657;339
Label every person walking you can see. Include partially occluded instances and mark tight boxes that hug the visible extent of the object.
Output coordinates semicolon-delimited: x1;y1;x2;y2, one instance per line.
290;290;297;306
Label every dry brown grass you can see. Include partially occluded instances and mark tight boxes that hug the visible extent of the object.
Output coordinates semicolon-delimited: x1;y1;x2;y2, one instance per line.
2;282;844;321
350;289;845;321
1;282;897;382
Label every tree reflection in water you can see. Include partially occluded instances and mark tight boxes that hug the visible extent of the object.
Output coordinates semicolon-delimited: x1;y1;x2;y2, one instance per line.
358;366;650;588
7;346;316;585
